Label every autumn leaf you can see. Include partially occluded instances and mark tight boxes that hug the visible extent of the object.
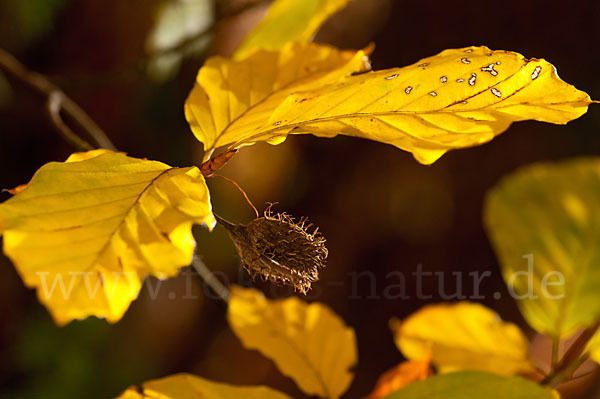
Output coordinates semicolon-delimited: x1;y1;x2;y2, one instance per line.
63;148;119;162
116;373;292;399
588;331;600;364
485;158;600;339
390;302;534;376
227;286;357;399
3;149;117;194
368;353;432;399
383;371;557;399
0;150;215;325
233;0;352;60
185;41;371;161
187;45;593;165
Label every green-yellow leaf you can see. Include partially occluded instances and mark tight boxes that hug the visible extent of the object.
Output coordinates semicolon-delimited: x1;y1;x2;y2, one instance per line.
227;286;357;399
145;0;214;82
146;0;213;54
187;45;593;165
384;371;557;399
485;158;600;338
390;302;534;376
0;151;215;325
185;42;371;161
116;373;292;399
233;0;352;60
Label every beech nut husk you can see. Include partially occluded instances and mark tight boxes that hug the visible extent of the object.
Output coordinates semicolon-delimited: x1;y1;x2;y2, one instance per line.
216;206;328;294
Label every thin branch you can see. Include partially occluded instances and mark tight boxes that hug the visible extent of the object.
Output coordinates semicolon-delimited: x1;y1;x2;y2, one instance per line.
545;353;591;388
46;92;94;151
542;322;600;387
191;255;230;303
51;0;272;89
0;47;116;151
213;173;259;218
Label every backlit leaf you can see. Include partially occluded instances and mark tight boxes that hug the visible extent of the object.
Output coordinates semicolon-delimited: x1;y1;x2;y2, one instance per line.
227;286;357;399
0;151;215;325
588;331;600;364
187;45;593;165
117;373;292;399
185;42;371;161
233;0;352;60
390;302;534;376
485;158;600;338
384;371;556;399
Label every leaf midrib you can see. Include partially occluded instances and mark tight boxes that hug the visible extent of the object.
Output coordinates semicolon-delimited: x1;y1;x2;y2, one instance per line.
208;55;363;156
82;167;173;275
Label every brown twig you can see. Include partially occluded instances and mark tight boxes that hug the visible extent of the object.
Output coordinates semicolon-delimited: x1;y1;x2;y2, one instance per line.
200;149;238;176
542;322;600;387
46;92;94;151
0;47;116;151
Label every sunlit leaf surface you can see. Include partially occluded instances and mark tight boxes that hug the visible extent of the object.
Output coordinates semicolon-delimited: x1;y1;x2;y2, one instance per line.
227;286;357;399
187;45;593;165
390;302;534;376
588;331;600;364
117;373;292;399
384;371;556;399
233;0;352;60
185;42;371;161
0;151;215;324
485;158;600;338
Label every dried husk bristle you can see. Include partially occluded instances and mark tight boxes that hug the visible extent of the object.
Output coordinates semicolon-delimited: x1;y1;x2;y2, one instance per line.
216;207;328;294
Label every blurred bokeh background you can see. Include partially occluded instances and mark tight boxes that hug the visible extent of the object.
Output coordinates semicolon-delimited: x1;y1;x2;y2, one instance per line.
1;0;599;397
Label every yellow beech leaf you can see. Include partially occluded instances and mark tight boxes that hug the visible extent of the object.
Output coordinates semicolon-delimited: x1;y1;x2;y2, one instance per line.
0;151;215;325
233;0;352;60
65;148;118;162
185;42;371;161
588;331;600;364
383;371;557;399
390;302;534;376
368;354;432;399
227;286;357;399
485;158;600;338
117;373;292;399
188;45;593;165
2;149;117;195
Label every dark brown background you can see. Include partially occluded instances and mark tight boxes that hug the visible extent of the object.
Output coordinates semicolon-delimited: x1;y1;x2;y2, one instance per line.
0;0;599;397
